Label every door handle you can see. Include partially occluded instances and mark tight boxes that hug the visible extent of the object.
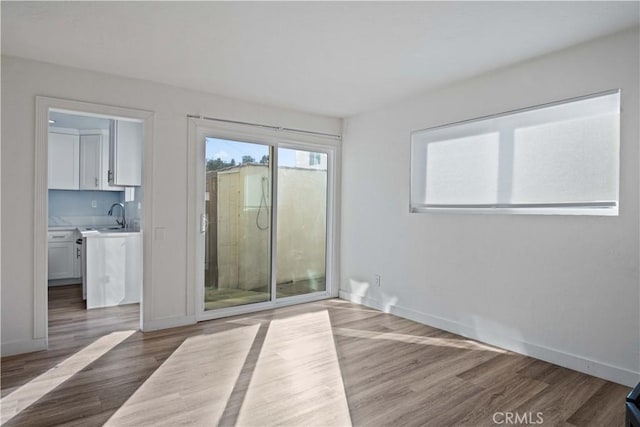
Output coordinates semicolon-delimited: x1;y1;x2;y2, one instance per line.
200;213;209;234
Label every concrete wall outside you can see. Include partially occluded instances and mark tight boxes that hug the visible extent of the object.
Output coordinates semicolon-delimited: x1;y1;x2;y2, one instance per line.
213;164;326;291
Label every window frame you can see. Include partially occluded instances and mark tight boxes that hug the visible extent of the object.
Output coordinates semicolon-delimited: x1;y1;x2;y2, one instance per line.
187;117;340;322
410;89;621;216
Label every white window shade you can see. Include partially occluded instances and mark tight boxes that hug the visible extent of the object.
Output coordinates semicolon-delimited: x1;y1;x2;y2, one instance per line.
410;90;620;215
425;132;500;205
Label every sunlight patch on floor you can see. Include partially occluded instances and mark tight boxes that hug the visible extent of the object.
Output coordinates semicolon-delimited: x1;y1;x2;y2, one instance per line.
236;310;353;426
333;327;507;353
0;330;135;424
104;324;260;426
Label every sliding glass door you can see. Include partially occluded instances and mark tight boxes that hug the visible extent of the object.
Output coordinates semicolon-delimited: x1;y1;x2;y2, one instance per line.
275;148;327;298
196;130;332;317
203;138;272;311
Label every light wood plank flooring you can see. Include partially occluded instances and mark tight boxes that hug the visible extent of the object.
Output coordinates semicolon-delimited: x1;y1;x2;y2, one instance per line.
0;285;629;426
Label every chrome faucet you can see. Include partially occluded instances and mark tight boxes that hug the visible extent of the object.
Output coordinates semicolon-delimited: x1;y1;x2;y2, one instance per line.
108;203;126;229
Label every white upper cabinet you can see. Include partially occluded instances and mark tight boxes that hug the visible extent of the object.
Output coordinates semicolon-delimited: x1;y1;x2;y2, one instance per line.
48;128;80;190
79;131;123;191
79;134;101;190
110;120;143;187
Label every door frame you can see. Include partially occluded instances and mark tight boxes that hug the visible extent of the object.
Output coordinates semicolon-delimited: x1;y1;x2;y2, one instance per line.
34;96;154;345
187;117;340;321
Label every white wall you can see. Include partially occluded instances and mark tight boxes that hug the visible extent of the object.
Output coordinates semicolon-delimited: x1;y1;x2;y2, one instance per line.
1;55;341;354
340;29;640;386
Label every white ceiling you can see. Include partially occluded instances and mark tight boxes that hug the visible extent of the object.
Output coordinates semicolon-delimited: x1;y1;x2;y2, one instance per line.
2;2;638;118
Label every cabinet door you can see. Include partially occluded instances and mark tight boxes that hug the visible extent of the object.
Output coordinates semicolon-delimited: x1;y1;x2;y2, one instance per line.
86;234;141;308
48;132;80;190
79;134;102;190
110;120;142;187
48;242;75;280
101;133;123;191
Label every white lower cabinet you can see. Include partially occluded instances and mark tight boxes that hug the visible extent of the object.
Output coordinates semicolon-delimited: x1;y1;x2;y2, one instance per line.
48;230;81;280
48;242;75;280
85;233;141;309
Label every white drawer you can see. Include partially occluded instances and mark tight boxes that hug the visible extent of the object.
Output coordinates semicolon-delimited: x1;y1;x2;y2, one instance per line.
48;230;75;242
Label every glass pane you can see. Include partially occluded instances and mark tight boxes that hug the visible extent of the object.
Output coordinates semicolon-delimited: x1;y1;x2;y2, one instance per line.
204;138;271;310
511;114;618;204
425;132;500;205
276;148;327;298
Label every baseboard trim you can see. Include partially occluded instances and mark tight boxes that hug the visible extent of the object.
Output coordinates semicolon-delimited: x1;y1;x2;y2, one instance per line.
48;278;82;287
338;290;384;311
142;315;196;332
339;290;639;387
1;338;47;357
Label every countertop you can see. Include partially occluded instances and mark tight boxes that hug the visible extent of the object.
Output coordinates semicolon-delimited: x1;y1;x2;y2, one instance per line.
80;228;141;238
48;225;141;237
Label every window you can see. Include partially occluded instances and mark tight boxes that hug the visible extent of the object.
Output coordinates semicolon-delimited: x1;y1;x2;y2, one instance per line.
309;152;322;166
410;90;620;215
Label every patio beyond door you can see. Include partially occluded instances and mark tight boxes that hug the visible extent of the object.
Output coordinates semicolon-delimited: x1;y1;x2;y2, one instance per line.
202;138;328;313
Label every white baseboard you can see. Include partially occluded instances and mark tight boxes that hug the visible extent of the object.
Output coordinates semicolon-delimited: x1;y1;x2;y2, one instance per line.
338;290;385;311
142;315;196;332
339;290;639;387
1;338;47;357
48;278;82;287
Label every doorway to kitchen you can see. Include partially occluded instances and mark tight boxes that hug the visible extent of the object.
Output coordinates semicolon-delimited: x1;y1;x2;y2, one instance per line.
34;97;153;348
189;118;339;321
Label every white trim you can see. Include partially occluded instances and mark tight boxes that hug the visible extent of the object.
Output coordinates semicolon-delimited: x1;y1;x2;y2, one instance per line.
34;99;49;344
186;114;341;140
411;206;618;216
409;90;621;217
188;117;340;320
270;145;279;303
411;88;620;135
338;290;384;310
186;119;198;319
189;117;341;148
34;96;154;347
339;290;640;387
1;338;47;357
331;141;342;299
198;292;330;322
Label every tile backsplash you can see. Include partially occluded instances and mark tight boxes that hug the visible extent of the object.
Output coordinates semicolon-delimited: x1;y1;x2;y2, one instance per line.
49;190;123;225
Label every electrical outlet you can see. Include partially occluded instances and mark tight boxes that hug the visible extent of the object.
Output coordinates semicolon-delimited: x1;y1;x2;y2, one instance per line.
374;274;381;287
91;200;97;208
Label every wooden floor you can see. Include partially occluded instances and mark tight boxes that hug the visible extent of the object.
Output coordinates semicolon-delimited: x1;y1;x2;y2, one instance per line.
0;285;629;426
